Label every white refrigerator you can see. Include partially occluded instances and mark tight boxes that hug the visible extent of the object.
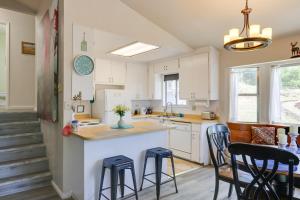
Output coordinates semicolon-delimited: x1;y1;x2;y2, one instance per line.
92;89;131;125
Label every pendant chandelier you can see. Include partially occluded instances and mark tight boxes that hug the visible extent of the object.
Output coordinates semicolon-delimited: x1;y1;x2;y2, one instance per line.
224;0;272;52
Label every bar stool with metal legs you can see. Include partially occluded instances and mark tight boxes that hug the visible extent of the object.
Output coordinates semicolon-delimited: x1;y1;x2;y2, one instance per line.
140;147;178;200
99;155;139;200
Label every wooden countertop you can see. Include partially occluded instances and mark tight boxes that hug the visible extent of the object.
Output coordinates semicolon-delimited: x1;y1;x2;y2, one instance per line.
73;121;171;141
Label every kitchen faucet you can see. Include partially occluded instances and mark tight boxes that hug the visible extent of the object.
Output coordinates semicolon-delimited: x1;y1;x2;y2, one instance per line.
164;102;173;116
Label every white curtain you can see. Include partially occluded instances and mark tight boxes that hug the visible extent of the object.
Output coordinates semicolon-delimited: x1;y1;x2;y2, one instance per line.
229;70;239;122
269;66;281;123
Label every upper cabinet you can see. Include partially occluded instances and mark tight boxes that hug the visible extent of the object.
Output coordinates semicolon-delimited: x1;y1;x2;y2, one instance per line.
154;59;179;74
179;47;219;101
148;64;163;100
95;58;126;85
126;63;148;100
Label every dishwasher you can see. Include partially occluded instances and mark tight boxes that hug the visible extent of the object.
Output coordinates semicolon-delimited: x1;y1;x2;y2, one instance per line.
169;121;192;159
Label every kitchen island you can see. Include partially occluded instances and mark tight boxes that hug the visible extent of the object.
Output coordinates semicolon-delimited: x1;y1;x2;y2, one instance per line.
63;121;170;200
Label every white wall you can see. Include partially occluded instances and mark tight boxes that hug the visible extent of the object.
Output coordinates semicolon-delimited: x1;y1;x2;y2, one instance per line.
219;33;300;122
0;8;35;109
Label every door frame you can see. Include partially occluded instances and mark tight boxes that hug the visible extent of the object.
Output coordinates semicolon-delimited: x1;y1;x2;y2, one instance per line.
0;21;9;109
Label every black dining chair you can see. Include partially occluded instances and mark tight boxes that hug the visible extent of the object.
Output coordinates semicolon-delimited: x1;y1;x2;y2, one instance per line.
228;143;300;200
207;124;234;200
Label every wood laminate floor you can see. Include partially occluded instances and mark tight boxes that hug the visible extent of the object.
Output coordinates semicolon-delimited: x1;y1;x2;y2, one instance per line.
129;166;235;200
167;157;202;175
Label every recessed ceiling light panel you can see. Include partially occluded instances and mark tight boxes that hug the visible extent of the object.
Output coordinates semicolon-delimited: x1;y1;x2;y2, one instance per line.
110;42;159;57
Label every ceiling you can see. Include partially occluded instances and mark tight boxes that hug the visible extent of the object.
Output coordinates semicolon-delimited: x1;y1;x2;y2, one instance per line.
15;0;41;12
94;29;191;63
121;0;300;49
0;0;41;15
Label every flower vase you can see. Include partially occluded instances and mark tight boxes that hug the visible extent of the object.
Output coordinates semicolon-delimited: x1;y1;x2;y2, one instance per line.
118;116;125;128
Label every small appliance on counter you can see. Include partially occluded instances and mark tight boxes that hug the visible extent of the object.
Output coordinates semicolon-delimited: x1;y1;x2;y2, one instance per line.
145;107;153;115
201;112;216;120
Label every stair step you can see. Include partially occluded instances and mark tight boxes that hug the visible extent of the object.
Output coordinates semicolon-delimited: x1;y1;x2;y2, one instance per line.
0;157;49;179
0;144;46;163
0;132;43;148
0;172;52;197
0;112;38;123
0;185;59;200
0;121;40;135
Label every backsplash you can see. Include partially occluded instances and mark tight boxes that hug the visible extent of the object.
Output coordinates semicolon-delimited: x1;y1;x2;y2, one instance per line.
132;100;219;116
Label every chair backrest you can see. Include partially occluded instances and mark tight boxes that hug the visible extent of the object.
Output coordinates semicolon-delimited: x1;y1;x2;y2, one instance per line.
229;143;300;200
206;124;230;169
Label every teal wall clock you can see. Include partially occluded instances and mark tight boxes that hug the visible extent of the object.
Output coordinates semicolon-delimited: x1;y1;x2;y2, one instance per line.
73;55;94;76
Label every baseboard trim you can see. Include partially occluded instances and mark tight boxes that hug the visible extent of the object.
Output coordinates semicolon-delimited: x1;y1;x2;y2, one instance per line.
51;180;72;199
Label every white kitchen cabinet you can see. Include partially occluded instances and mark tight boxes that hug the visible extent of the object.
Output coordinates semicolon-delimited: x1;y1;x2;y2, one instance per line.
126;63;148;100
148;64;163;100
95;58;111;84
191;124;201;163
154;59;179;74
179;47;219;100
95;58;126;85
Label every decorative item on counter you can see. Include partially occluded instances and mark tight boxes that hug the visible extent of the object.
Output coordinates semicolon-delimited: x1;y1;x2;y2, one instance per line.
277;128;287;149
71;120;79;133
291;42;300;58
146;107;153;115
62;124;72;137
178;113;184;118
288;124;299;152
77;105;85;113
112;105;133;129
134;109;139;116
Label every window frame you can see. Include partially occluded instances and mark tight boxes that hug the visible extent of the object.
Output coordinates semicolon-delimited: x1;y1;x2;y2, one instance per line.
231;67;260;123
163;74;187;107
274;64;300;124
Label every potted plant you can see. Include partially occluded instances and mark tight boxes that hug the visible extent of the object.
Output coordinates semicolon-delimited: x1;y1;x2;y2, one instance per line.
113;105;130;128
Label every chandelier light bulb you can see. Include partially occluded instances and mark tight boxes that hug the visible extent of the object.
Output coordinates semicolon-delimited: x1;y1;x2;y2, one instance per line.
250;25;261;37
229;28;240;40
224;35;231;44
262;28;272;39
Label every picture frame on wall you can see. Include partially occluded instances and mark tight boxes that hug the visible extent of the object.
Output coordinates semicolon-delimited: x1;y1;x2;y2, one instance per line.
22;41;35;55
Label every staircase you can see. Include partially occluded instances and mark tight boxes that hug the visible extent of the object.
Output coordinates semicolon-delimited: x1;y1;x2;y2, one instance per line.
0;112;62;200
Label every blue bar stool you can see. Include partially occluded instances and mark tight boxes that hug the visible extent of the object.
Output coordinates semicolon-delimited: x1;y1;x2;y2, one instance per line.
140;147;178;200
99;155;138;200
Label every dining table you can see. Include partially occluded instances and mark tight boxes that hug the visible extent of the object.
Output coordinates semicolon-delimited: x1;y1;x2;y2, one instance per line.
235;145;300;177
